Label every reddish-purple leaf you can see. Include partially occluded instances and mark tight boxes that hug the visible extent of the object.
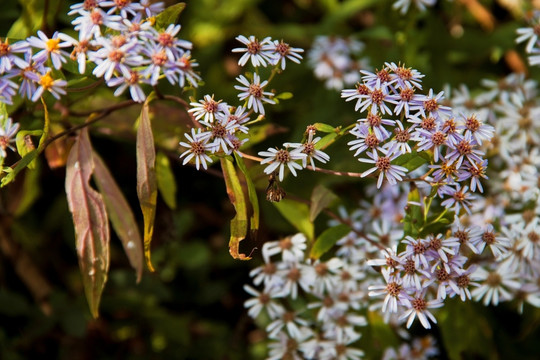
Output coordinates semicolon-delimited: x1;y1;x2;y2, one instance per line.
93;151;143;283
65;128;109;318
136;102;157;272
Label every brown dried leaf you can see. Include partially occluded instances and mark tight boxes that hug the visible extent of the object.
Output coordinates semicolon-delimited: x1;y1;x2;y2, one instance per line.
65;128;109;318
93;151;144;282
136;101;158;272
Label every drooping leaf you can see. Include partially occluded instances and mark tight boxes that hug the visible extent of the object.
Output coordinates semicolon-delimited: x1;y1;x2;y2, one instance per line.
65;128;109;318
221;158;252;260
234;153;259;239
275;92;293;100
273;198;314;241
93;151;144;283
310;224;351;259
155;2;186;31
156;151;177;210
310;184;338;222
136;101;158;272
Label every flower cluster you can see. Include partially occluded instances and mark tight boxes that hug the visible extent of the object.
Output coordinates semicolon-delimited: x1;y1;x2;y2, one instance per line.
180;35;304;170
244;233;369;360
342;63;494;219
307;36;370;90
0;0;200;105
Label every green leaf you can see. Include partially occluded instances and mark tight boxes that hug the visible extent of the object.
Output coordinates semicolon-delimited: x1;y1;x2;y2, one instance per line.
234;153;259;239
221;158;251;260
310;184;338;222
402;184;423;239
136;101;158;272
155;2;186;31
393;150;430;172
273;198;314;241
315;132;338;150
15;130;42;170
13;159;41;217
313;123;336;133
93;151;144;283
65;128;110;319
156;151;177;210
310;224;351;259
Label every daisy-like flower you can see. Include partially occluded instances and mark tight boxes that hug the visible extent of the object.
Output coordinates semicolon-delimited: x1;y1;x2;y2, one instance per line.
471;266;521;306
31;70;67;101
0;38;29;73
188;94;227;123
269;39;304;70
198;117;239;154
65;37;91;74
164;51;201;88
458;113;494;145
348;123;382;157
100;0;144;18
476;224;511;259
439;184;475;215
457;159;488;193
356;80;393;115
27;31;73;69
266;311;310;340
258;146;306;181
415;127;447;162
360;112;395;140
359;149;408;188
106;69;148;102
445;132;485;169
90;35;144;81
235;73;275;115
139;0;164;18
384;62;424;89
384;120;414;155
179;128;215;170
71;7;123;40
0;117;20;159
401;236;430;269
399;290;443;329
147;24;192;59
410;88;452;120
368;267;411;313
232;35;274;67
243;284;285;319
516;12;540;53
285;129;330;169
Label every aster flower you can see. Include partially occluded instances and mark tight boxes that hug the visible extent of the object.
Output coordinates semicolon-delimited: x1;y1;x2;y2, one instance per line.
384;62;424;89
444;131;485;169
188;94;227;123
243;284;285;319
393;0;437;15
355;80;393;115
368;267;411;313
148;24;192;58
284;129;330;169
178;128;215;170
259;146;306;181
410;88;452;120
439;184;475;215
359;149;408;188
516;12;540;53
457;159;488;193
27;31;73;69
101;0;144;18
164;51;201;88
198;117;239;154
235;73;275;115
269;39;304;70
348;123;382;157
0;76;19;105
459;114;494;145
266;311;310;340
471;266;520;306
71;7;123;40
106;69;148;103
139;0;164;17
0;38;30;73
399;290;443;329
0;117;20;159
476;224;511;259
384;120;414;155
31;70;67;101
90;35;145;81
232;35;274;67
359;112;395;140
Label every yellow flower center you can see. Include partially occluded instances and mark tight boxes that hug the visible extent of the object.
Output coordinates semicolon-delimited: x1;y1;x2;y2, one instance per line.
46;38;60;52
40;72;54;89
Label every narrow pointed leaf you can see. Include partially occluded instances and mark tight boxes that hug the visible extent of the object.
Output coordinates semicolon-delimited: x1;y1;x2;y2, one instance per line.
221;158;251;260
310;184;338;222
402;184;423;240
136;101;158;272
93;151;144;283
156;151;177;210
65;128;109;318
310;224;351;259
234;153;259;239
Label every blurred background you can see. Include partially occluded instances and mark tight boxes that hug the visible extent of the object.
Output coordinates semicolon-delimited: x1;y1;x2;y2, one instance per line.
1;0;540;359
